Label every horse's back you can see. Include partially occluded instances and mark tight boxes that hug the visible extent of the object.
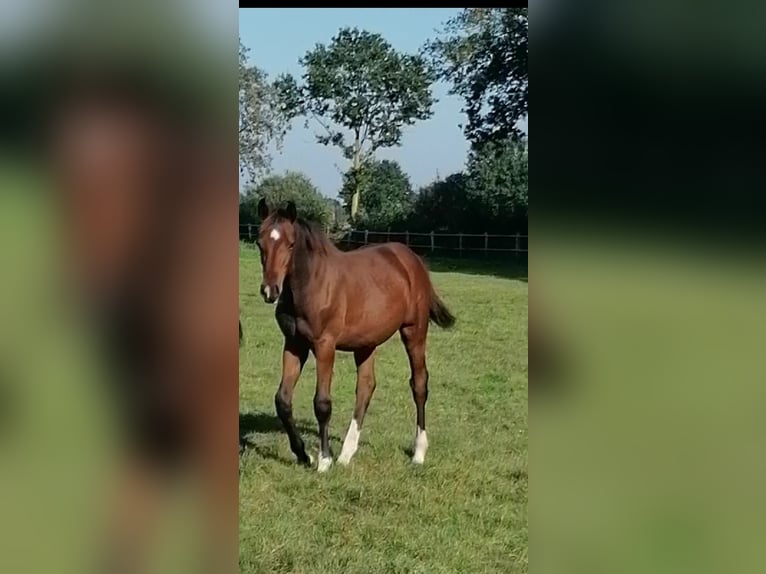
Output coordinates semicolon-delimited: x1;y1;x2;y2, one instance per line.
348;241;428;286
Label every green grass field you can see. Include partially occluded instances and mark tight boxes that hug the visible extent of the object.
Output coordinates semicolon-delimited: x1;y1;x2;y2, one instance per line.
239;244;528;573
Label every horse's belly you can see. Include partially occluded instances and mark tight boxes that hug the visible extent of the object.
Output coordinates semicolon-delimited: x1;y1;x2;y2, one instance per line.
336;304;404;350
335;326;398;351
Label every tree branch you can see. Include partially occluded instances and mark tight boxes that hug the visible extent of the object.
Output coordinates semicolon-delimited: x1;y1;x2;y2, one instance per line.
311;111;337;140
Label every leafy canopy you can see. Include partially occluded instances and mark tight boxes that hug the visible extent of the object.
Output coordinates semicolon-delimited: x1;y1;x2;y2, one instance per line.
407;138;528;233
466;138;528;221
239;40;290;179
240;171;331;228
342;159;414;230
276;28;435;161
426;8;528;147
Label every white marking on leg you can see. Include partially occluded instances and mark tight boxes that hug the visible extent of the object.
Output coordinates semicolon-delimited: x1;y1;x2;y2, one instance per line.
269;228;281;241
337;419;361;465
412;426;428;464
317;453;333;473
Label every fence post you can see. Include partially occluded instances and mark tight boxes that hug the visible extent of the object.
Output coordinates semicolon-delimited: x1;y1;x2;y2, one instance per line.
515;232;520;254
364;229;369;245
248;223;252;241
430;231;435;252
405;230;409;246
458;233;463;257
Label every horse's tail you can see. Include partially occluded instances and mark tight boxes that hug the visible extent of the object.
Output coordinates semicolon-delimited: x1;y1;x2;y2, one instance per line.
239;319;244;347
429;285;456;329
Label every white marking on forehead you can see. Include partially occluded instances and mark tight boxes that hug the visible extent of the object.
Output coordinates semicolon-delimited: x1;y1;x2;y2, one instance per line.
269;228;281;241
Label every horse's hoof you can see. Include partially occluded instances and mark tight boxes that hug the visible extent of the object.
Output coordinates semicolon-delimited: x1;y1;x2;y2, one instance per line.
298;453;314;467
317;455;333;473
337;453;352;466
411;454;425;465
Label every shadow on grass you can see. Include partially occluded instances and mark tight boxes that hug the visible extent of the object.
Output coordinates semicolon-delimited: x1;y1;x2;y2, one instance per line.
239;411;342;462
422;256;528;282
239;410;285;438
239;411;306;465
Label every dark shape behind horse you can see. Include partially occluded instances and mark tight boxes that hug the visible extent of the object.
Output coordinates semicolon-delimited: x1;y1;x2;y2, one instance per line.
255;198;455;471
51;77;238;572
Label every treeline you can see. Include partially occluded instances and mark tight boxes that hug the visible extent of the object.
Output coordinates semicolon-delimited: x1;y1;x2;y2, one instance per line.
239;135;527;235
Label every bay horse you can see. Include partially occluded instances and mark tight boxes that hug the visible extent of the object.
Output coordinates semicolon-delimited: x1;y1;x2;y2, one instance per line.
51;75;238;572
256;199;455;472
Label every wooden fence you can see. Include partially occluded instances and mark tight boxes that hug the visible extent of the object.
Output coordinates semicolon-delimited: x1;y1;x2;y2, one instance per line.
345;230;528;256
240;225;528;257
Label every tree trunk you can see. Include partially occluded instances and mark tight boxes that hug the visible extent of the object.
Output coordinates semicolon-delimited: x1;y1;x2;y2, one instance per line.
350;132;361;222
350;186;360;222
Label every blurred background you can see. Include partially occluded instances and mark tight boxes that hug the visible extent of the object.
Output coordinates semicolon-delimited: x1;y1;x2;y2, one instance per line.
534;0;766;572
0;1;237;573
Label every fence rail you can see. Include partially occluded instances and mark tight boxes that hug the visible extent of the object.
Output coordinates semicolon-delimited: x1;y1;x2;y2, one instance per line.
239;225;528;256
346;229;528;255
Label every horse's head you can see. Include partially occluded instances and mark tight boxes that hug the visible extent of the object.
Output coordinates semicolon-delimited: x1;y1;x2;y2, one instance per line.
256;198;297;303
50;84;171;305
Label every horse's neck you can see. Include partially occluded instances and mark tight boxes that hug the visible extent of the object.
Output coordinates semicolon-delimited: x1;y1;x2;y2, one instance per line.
287;247;334;310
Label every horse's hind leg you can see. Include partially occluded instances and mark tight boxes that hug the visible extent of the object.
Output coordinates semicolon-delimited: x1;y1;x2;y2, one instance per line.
274;338;311;466
338;347;377;466
401;325;430;464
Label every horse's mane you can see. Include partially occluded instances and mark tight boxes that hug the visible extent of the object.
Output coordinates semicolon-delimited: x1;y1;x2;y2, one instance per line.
295;218;336;255
270;209;336;256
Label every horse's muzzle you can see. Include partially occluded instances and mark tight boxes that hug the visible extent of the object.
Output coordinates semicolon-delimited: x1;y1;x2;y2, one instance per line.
260;283;280;304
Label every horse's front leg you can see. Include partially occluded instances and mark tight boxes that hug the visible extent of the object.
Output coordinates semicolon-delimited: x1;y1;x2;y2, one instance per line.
274;338;311;465
313;339;336;472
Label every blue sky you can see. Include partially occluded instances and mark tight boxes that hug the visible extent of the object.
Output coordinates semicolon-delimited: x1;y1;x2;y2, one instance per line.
239;8;471;198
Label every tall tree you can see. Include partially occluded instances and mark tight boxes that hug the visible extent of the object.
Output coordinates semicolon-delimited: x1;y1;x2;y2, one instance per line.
239;40;289;179
274;27;435;222
342;159;414;230
426;8;528;147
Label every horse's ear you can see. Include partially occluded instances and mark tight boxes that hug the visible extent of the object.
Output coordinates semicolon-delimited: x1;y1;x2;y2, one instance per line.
257;198;270;220
285;201;297;222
